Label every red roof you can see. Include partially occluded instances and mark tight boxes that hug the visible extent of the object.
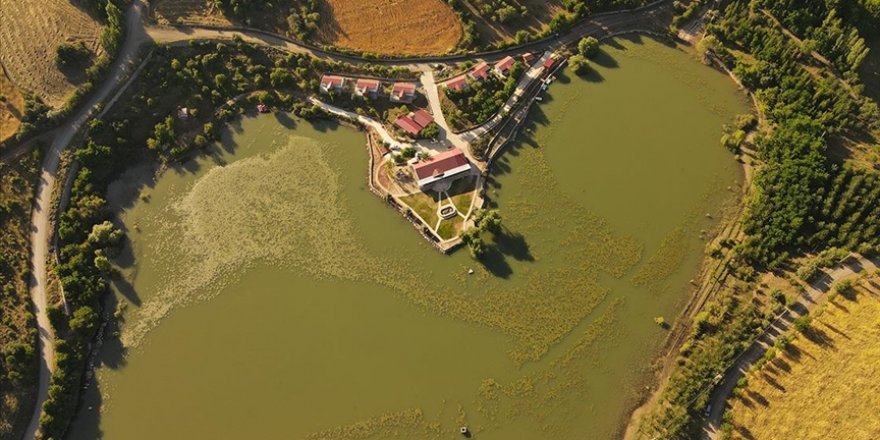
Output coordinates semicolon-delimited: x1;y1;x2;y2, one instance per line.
356;78;380;90
470;62;490;80
412;148;469;180
444;75;467;91
495;56;515;73
411;109;434;128
392;82;416;95
543;57;556;69
395;116;422;136
320;75;344;88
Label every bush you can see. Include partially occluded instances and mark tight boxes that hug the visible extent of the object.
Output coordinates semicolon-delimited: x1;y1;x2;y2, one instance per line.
55;42;91;68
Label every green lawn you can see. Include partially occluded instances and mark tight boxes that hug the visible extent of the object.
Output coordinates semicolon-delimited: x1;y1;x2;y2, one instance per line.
447;176;476;216
436;216;464;240
400;191;439;229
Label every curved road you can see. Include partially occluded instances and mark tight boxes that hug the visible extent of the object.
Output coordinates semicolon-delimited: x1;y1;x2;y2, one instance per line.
23;1;151;438
20;1;675;438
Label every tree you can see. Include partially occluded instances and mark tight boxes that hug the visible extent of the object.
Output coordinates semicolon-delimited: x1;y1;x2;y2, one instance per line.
569;55;590;75
475;209;502;233
94;254;112;273
577;36;600;58
69;306;99;337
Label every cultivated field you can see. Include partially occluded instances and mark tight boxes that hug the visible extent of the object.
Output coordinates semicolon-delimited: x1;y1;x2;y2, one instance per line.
152;0;232;27
0;0;102;107
727;276;880;440
316;0;462;55
0;67;24;142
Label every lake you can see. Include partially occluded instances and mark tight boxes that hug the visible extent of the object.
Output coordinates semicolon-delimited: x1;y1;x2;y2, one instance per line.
68;36;749;440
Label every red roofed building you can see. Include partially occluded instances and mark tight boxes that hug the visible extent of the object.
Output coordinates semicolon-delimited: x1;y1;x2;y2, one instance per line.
355;78;381;97
320;75;345;93
469;62;490;81
412;148;471;189
411;109;434;128
494;56;516;76
390;82;416;103
444;75;468;92
394;115;422;137
522;52;536;66
543;56;556;69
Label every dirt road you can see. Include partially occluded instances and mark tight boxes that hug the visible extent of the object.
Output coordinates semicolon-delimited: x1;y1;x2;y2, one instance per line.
23;2;150;438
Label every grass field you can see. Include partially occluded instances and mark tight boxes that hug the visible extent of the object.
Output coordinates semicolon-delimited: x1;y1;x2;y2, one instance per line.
0;0;102;107
0;150;42;440
316;0;462;55
0;68;24;142
727;275;880;440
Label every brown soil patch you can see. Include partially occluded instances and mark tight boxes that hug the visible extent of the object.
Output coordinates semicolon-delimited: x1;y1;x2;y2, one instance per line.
316;0;462;55
0;0;102;107
0;67;24;142
153;0;232;27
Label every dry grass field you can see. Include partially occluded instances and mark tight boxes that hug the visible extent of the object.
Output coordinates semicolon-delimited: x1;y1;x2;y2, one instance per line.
316;0;462;55
153;0;232;27
727;275;880;440
0;0;102;108
0;67;24;142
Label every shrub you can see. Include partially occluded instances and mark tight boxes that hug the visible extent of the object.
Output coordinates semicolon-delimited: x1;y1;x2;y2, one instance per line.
55;42;91;68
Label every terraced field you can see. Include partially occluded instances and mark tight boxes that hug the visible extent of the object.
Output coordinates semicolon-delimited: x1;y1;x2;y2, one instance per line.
316;0;462;55
0;0;102;107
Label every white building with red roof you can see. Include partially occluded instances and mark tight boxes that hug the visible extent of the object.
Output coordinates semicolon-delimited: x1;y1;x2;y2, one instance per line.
355;78;381;97
394;115;423;137
494;56;516;76
444;75;468;92
320;75;345;93
412;148;472;189
469;62;490;81
390;82;416;102
411;109;434;128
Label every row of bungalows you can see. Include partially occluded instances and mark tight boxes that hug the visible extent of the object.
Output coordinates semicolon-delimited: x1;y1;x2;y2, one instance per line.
319;75;417;103
442;53;534;91
394;109;435;137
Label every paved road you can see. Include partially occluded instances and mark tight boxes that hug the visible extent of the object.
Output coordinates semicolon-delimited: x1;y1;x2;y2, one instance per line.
702;255;880;440
23;1;151;438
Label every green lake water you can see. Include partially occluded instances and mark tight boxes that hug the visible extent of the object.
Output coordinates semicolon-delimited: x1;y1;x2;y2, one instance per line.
68;37;749;439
